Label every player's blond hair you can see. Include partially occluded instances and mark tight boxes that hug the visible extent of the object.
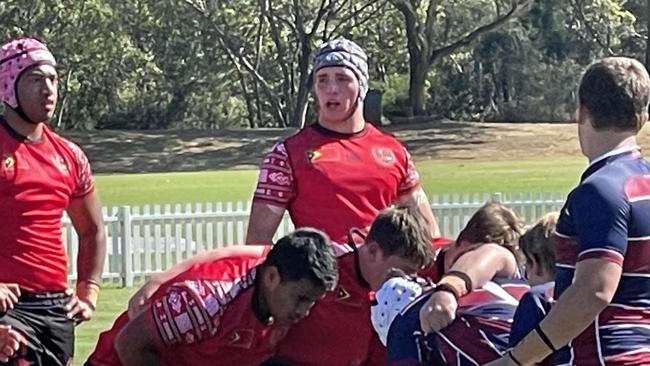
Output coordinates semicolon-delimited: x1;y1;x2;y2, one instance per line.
520;212;559;276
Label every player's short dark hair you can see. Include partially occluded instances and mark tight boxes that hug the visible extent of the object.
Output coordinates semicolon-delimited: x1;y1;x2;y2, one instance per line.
264;228;338;291
520;212;558;277
578;57;650;132
456;202;525;260
366;205;434;269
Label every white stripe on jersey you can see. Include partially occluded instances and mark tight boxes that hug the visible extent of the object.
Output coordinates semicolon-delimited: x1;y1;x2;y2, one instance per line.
435;331;480;366
629;195;650;203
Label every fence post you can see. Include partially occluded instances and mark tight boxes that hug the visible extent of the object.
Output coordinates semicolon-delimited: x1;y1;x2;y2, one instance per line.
119;206;133;287
491;192;502;203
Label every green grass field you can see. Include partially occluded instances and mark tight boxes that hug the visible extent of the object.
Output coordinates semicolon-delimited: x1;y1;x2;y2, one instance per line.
75;156;589;364
94;157;587;207
75;287;137;364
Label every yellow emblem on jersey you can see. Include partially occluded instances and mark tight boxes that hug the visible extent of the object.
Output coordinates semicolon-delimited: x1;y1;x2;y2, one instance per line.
336;287;351;301
228;331;240;344
307;150;322;162
2;154;14;169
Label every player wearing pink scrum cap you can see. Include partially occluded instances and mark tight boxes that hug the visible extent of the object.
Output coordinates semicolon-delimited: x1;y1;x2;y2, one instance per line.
0;36;106;365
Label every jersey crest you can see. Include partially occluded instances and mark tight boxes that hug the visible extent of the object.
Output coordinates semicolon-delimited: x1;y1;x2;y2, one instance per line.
372;146;396;166
2;154;13;169
335;286;351;301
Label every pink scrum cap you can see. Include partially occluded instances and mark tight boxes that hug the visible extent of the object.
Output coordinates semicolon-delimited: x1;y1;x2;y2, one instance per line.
0;37;57;109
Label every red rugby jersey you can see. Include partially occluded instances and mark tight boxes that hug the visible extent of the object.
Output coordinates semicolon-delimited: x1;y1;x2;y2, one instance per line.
0;118;94;291
274;249;384;366
253;123;420;243
87;247;288;366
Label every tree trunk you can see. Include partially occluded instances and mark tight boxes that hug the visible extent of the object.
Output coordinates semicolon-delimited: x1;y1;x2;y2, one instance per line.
236;72;257;128
409;64;428;116
409;57;429;116
294;38;312;128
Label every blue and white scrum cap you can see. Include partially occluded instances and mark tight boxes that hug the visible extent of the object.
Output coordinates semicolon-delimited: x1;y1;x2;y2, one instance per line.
312;38;369;101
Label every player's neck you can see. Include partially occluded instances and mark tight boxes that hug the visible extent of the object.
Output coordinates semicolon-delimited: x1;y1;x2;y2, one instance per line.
318;108;365;134
252;269;274;326
585;133;638;162
4;108;44;142
355;247;373;289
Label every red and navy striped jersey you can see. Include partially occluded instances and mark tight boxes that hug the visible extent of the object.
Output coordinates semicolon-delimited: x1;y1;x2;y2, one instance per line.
554;146;650;366
386;279;529;366
509;282;567;366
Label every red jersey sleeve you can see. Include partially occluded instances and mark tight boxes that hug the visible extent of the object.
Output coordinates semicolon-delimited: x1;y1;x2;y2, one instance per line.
397;147;420;195
65;141;94;198
151;280;222;346
252;142;295;207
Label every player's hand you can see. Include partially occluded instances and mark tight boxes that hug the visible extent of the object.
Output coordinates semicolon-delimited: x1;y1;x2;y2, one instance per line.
419;290;457;333
127;278;162;319
0;324;26;362
0;284;20;313
66;295;94;324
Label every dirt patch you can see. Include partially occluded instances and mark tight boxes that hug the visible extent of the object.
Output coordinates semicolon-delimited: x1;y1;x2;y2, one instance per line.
61;121;650;174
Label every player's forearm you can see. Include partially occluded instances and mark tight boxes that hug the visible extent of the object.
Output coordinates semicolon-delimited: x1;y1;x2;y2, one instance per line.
245;203;285;244
396;188;440;237
76;228;107;284
509;284;608;365
510;261;620;365
417;199;440;238
443;244;511;291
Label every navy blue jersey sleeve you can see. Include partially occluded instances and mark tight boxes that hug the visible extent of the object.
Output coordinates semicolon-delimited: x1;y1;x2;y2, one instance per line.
571;180;628;265
509;292;549;347
386;297;430;366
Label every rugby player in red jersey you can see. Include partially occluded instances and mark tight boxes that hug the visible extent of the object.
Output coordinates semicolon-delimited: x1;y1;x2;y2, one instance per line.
0;36;106;365
247;38;440;245
125;206;437;366
270;205;436;366
85;228;338;366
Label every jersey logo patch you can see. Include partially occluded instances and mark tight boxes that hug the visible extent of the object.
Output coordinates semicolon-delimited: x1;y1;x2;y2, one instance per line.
307;150;322;162
372;147;396;166
336;287;351;301
1;154;15;180
3;154;13;169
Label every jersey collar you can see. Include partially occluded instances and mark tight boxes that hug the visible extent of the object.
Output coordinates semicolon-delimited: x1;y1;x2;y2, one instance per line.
581;145;641;182
0;116;45;144
313;122;369;139
348;228;371;289
0;116;27;141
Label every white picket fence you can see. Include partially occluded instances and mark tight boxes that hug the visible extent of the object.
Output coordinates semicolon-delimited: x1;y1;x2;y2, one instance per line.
63;192;566;287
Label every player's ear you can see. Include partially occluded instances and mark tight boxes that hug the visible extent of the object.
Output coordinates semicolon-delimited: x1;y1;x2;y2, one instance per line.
367;241;383;263
576;104;590;125
262;265;282;291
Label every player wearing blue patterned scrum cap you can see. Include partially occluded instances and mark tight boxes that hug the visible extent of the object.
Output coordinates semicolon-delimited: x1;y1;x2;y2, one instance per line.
247;37;440;247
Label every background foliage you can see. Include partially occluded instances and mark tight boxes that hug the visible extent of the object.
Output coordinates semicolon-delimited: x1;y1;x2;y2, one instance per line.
0;0;647;129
